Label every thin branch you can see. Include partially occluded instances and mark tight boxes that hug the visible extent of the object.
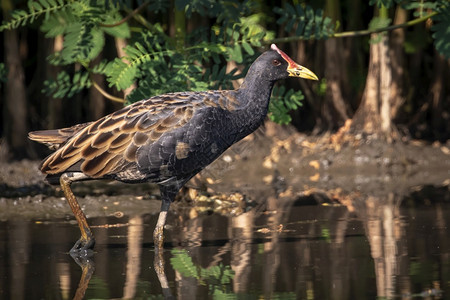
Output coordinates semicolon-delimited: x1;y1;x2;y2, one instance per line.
99;1;150;28
268;11;438;44
334;11;438;38
91;80;125;104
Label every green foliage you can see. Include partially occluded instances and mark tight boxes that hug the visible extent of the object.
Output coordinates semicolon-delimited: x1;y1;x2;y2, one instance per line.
321;226;331;243
368;16;392;43
269;86;304;124
170;249;199;279
39;7;78;37
170;249;234;296
106;39;167;91
316;78;327;96
368;17;392;30
403;1;438;17
84;276;110;299
369;0;400;8
0;0;68;31
431;2;450;58
0;63;7;85
0;0;331;123
62;22;105;64
43;70;91;98
2;0;450;124
274;3;335;39
170;248;298;298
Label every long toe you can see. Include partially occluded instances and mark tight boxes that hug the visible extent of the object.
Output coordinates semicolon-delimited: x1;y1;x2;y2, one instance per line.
70;237;96;255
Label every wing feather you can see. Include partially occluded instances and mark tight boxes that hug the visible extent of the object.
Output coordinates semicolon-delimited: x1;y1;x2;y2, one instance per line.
38;93;200;178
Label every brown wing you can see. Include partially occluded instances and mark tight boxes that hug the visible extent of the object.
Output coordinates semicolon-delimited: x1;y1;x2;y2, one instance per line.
39;93;196;178
28;122;92;150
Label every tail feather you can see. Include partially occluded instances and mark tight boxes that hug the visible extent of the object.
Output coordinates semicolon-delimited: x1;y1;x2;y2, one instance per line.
28;122;92;150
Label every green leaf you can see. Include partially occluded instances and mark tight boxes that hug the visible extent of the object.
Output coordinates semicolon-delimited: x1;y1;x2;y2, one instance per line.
368;16;392;30
241;41;254;55
90;59;110;75
369;0;395;8
170;249;199;279
43;70;91;98
101;13;131;38
60;22;104;64
107;58;138;90
274;3;336;40
0;0;67;31
228;45;243;63
0;63;8;86
431;3;450;58
40;8;77;37
269;86;305;124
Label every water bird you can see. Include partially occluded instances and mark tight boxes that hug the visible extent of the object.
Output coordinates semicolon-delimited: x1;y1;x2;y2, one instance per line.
29;44;318;253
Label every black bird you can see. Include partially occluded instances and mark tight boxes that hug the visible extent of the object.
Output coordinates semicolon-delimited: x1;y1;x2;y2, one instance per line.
29;44;318;253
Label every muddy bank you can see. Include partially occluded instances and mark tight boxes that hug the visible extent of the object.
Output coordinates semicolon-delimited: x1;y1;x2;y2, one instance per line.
0;125;449;220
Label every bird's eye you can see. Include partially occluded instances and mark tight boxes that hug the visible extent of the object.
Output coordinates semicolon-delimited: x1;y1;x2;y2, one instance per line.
272;59;281;66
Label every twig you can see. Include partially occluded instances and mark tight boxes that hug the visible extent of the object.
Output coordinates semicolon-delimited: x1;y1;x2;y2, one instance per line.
99;1;151;28
91;80;126;104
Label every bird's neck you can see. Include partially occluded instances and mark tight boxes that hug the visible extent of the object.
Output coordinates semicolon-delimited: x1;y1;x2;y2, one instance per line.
229;76;275;136
236;75;275;112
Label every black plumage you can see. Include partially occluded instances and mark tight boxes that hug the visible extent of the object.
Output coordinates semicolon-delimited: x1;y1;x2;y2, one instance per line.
29;44;318;253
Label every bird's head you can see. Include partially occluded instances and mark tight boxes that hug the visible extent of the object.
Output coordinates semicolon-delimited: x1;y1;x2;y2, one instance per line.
249;44;318;82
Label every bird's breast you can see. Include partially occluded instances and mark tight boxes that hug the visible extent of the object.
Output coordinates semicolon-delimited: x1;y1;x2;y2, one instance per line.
134;105;265;184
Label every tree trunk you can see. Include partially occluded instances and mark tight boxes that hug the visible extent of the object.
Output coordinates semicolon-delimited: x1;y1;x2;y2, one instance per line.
323;0;350;130
3;28;28;158
324;37;350;129
362;194;402;299
389;6;407;121
429;50;446;140
115;37;136;99
48;35;64;129
294;41;323;133
89;54;105;120
352;33;392;139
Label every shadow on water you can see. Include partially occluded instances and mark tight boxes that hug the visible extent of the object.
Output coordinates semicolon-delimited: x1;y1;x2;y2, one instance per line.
0;183;449;299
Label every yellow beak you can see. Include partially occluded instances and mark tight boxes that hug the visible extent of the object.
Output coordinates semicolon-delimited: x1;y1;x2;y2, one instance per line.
287;64;319;81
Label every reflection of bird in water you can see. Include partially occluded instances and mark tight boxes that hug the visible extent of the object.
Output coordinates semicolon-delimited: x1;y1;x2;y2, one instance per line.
29;44;318;253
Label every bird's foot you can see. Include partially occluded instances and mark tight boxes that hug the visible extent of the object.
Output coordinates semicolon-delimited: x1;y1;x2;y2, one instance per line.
69;237;95;257
69;249;95;269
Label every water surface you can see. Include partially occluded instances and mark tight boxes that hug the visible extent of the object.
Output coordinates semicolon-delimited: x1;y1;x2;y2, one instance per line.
0;187;448;299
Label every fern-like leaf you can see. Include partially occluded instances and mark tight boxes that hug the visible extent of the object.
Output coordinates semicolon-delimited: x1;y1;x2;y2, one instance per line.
106;44;151;91
101;12;131;38
274;3;335;39
0;0;67;32
40;8;77;37
269;86;305;124
43;70;91;98
431;2;450;58
170;249;199;279
60;22;104;64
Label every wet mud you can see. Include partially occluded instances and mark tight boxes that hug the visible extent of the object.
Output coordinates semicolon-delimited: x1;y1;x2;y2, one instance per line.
0;125;448;220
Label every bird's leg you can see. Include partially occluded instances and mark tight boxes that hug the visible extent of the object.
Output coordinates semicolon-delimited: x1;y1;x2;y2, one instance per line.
60;173;95;254
70;252;95;300
153;201;170;249
153;198;173;297
153;236;173;298
154;185;178;249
